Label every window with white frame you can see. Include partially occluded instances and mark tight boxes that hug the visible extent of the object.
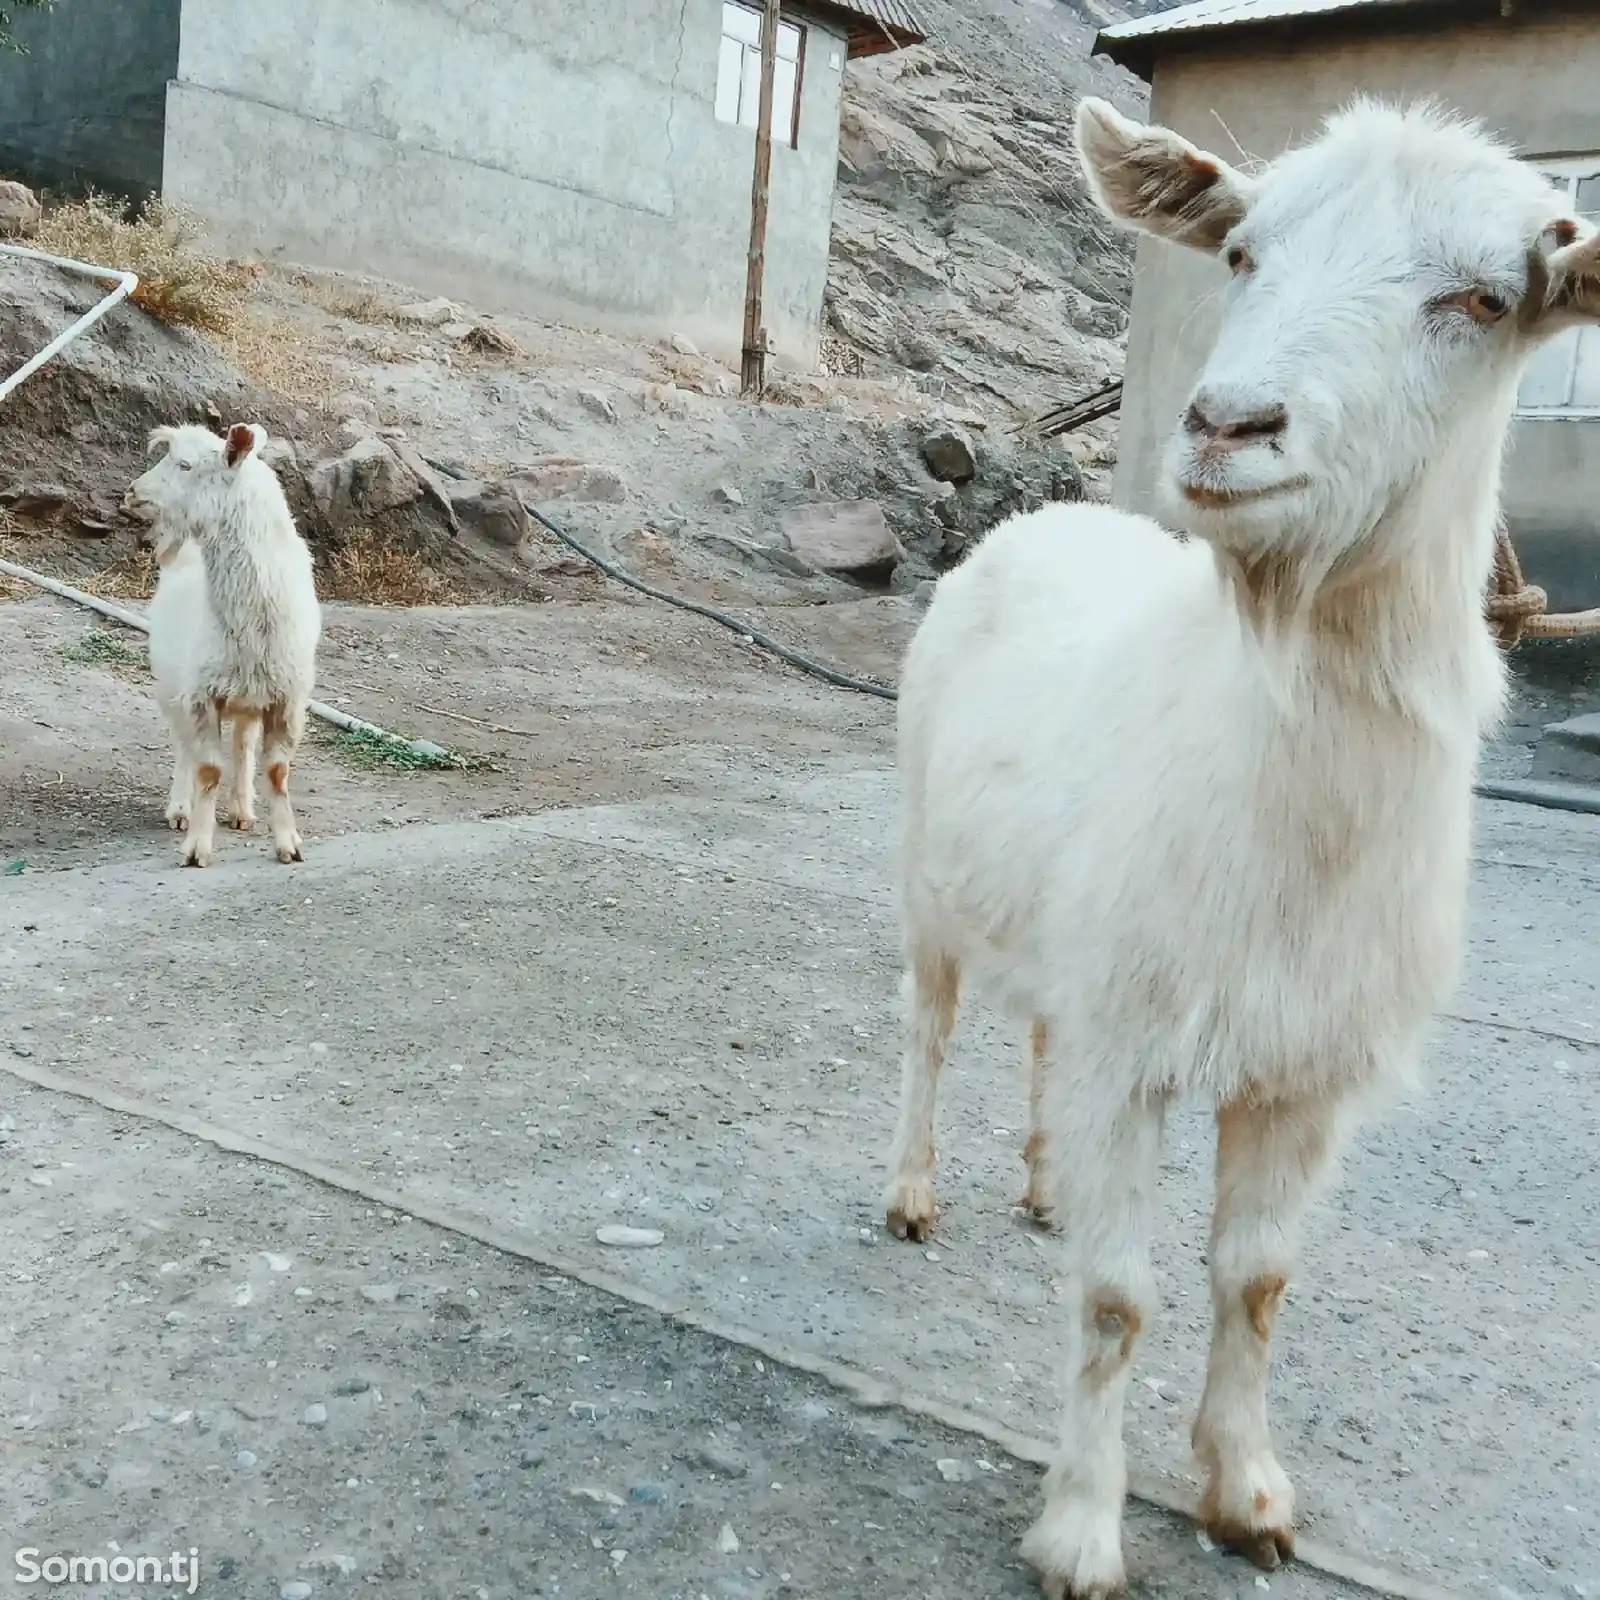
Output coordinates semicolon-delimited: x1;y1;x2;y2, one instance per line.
715;2;805;149
1517;158;1600;418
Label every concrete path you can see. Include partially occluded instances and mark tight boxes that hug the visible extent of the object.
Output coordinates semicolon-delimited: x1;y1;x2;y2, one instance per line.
3;770;1597;1600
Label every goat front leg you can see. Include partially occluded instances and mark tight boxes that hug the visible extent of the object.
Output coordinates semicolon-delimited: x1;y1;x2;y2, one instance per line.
228;714;259;832
161;703;192;832
883;949;960;1242
261;699;307;863
1019;1017;1053;1226
178;700;225;867
1193;1092;1347;1570
1023;1089;1165;1599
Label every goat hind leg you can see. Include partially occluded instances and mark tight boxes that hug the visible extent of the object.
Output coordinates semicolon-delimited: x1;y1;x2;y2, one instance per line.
228;715;259;831
883;949;960;1242
1193;1092;1347;1570
262;700;306;863
1018;1016;1054;1227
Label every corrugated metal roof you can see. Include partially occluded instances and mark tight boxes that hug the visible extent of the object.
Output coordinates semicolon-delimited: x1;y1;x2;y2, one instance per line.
1096;0;1513;77
808;0;928;57
1102;0;1416;45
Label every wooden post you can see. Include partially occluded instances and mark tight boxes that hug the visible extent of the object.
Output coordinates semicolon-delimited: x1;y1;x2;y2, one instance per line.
741;0;782;398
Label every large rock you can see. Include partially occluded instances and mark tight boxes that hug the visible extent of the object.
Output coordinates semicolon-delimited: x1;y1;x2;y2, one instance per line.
507;457;627;504
783;499;903;578
308;437;423;527
1531;713;1600;786
448;478;531;548
0;179;41;239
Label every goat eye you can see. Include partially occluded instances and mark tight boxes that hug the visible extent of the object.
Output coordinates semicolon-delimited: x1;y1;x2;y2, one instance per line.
177;460;193;472
1440;287;1511;326
1226;246;1253;275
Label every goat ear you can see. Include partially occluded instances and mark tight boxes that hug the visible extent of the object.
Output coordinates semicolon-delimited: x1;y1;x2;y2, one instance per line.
147;426;178;457
1532;225;1600;327
224;423;257;468
1075;97;1256;254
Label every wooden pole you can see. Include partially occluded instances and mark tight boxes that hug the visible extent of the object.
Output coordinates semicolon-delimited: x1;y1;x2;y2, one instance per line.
741;0;782;398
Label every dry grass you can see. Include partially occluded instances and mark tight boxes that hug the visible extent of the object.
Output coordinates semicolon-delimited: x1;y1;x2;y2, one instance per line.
73;548;158;603
319;530;469;606
212;306;342;409
33;194;257;332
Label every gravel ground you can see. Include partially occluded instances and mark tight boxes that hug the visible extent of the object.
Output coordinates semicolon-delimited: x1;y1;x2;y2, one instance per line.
2;1083;1354;1600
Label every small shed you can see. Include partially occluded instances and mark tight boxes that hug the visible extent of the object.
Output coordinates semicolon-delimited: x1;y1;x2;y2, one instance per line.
1096;0;1600;608
0;0;926;369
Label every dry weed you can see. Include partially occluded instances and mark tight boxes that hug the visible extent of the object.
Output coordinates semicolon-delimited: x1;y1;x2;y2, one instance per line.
212;307;341;408
77;548;158;602
319;530;467;606
33;194;257;332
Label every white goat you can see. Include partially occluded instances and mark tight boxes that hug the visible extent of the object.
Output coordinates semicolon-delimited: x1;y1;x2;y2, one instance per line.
127;423;321;868
882;97;1600;1597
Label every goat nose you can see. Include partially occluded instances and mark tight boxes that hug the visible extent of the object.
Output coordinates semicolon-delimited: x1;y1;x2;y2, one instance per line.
1185;393;1289;450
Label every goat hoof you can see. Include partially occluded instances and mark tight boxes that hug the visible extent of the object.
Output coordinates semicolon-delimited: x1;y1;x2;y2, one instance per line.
167;812;189;833
885;1183;937;1242
1207;1521;1294;1572
1017;1196;1056;1231
276;843;304;864
180;851;210;869
1023;1496;1126;1599
229;814;255;833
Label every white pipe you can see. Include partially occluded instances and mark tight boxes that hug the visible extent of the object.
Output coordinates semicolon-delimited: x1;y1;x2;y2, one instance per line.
0;556;448;757
0;243;139;405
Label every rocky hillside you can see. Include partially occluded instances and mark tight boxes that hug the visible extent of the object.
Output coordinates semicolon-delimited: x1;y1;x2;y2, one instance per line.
825;0;1176;417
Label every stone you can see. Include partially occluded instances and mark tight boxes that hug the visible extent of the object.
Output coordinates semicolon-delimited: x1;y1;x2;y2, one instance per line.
683;1440;747;1479
459;324;519;356
301;1403;328;1427
308;437;423;527
669;333;701;357
577;389;618;424
280;1583;313;1600
717;1524;741;1555
0;179;41;239
507;459;627;504
595;1225;664;1248
921;425;978;484
714;483;745;507
1531;713;1600;786
358;1283;398;1304
783;499;903;578
393;296;461;326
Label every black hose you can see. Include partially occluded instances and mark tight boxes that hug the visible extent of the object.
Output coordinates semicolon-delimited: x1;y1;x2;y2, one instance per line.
520;500;899;702
517;498;1600;817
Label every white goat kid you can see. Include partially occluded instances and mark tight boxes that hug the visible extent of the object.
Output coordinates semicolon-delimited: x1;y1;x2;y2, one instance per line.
882;98;1600;1597
129;423;321;868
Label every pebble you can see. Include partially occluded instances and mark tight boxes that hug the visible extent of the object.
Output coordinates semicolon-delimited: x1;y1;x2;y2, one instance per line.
332;1378;371;1397
281;1583;313;1600
688;1441;748;1479
717;1524;741;1555
628;1484;664;1504
300;1553;356;1576
262;1253;293;1272
236;1450;258;1468
935;1458;973;1483
359;1284;399;1304
301;1404;328;1427
569;1486;625;1507
596;1225;664;1248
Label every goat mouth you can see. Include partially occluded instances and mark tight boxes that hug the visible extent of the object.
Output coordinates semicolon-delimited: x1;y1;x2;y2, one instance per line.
1179;476;1310;510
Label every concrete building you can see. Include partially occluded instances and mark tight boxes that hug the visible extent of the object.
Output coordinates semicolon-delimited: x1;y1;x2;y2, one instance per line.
0;1;922;367
1096;0;1600;609
0;0;178;197
162;0;924;367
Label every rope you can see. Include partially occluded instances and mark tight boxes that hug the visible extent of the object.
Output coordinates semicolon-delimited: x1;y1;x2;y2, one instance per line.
1485;520;1600;648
